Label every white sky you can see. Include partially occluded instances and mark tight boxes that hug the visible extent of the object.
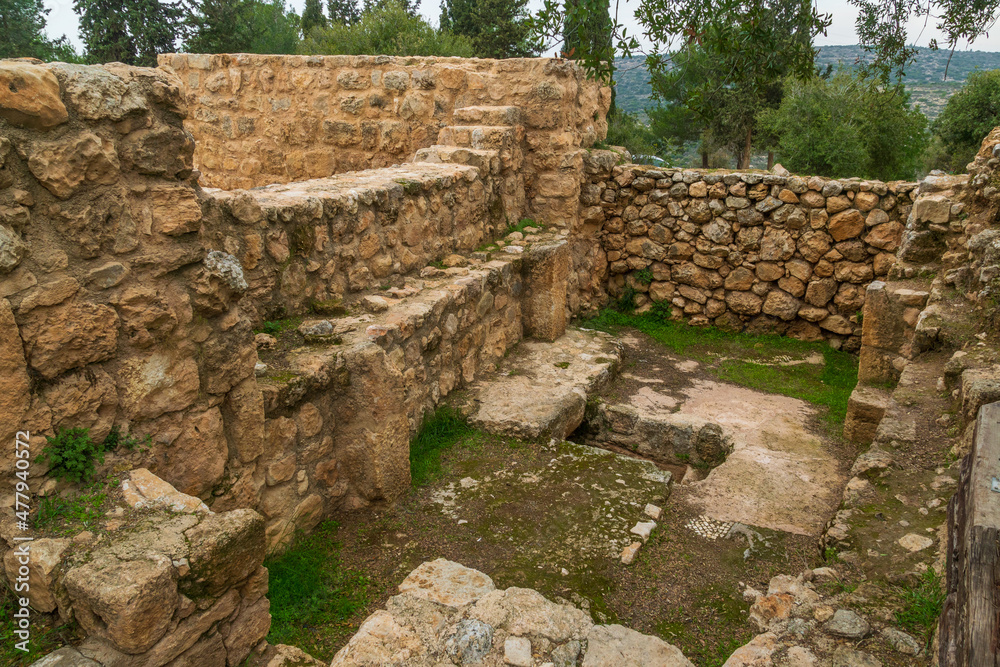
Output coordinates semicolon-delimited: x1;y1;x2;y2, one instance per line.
41;0;1000;56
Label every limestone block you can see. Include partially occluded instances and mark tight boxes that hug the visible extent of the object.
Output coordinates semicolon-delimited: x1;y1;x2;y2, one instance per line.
150;408;228;499
121;468;211;514
398;558;496;607
64;553;179;654
183;508;266;597
222;597;271;666
27;133;119;198
522;240;569;341
3;538;70;613
0;62;68;129
19;301;119;379
583;624;693;667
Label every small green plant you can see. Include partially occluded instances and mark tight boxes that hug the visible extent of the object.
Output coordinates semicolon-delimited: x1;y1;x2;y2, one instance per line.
894;569;946;645
634;268;654;285
40;428;106;483
613;286;639;314
506;218;543;235
647;301;673;324
102;426;151;452
554;361;571;369
35;484;110;535
259;317;303;335
410;407;472;487
40;427;151;484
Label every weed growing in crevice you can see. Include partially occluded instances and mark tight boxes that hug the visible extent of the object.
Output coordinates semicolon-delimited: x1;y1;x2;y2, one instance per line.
40;427;150;484
410;407;473;487
265;521;373;660
894;569;945;646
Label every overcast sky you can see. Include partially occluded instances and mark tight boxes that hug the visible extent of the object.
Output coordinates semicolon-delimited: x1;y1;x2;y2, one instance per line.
42;0;1000;55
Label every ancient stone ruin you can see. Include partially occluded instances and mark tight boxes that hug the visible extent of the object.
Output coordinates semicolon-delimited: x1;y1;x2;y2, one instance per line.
0;53;997;667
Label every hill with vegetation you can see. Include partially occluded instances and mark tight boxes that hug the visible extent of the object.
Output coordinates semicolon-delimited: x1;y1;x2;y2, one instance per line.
615;46;1000;119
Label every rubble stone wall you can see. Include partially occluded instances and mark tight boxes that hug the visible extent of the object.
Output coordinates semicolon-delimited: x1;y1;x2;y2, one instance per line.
584;155;918;347
200;161;507;324
0;59;265;521
160;53;611;227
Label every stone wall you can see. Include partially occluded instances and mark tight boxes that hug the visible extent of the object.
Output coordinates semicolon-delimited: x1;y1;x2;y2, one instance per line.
160;53;611;227
201;161;507;324
0;59;262;515
4;470;269;667
583;156;918;347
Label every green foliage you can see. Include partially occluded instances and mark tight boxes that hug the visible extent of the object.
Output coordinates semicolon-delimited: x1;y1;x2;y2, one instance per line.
40;427;149;484
849;0;998;84
74;0;183;66
440;0;539;58
930;69;1000;173
582;308;858;425
894;569;946;645
299;0;473;56
185;0;299;54
647;300;673;324
300;0;327;34
35;482;111;535
0;587;67;664
258;317;302;335
639;0;832;168
410;406;472;487
327;0;360;24
265;521;373;659
612;286;638;313
760;71;929;180
40;428;107;484
634;268;653;285
0;0;79;61
506;217;542;235
604;109;669;162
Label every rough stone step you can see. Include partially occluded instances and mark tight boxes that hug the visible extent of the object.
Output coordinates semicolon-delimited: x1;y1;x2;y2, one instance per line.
437;125;521;152
255;228;570;422
412;145;501;175
843;385;892;444
456;327;623;441
453;105;522;127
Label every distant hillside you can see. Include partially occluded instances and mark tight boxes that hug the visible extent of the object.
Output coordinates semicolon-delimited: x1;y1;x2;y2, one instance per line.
615;45;1000;119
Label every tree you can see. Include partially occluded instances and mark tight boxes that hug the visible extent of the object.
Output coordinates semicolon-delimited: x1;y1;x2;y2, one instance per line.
850;0;1000;83
439;0;539;59
0;0;78;60
74;0;184;66
759;71;928;180
638;0;831;169
185;0;299;54
301;0;327;35
929;69;1000;173
363;0;418;16
328;0;360;24
299;0;472;56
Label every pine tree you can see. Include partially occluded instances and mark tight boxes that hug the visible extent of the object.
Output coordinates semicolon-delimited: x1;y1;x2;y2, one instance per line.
74;0;183;66
439;0;538;59
0;0;77;60
327;0;360;24
363;0;418;17
186;0;299;54
300;0;327;34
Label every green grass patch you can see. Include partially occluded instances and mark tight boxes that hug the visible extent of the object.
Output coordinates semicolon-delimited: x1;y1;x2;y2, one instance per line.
410;407;473;487
0;588;70;665
265;521;373;660
506;218;543;235
894;569;946;646
256;317;302;336
34;481;113;536
580;309;858;425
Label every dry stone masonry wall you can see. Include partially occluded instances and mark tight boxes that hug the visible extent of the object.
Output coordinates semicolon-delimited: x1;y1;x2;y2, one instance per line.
583;156;918;347
160;54;611;229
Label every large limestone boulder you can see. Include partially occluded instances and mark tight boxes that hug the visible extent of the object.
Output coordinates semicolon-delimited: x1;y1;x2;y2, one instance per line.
331;559;692;666
0;62;68;129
